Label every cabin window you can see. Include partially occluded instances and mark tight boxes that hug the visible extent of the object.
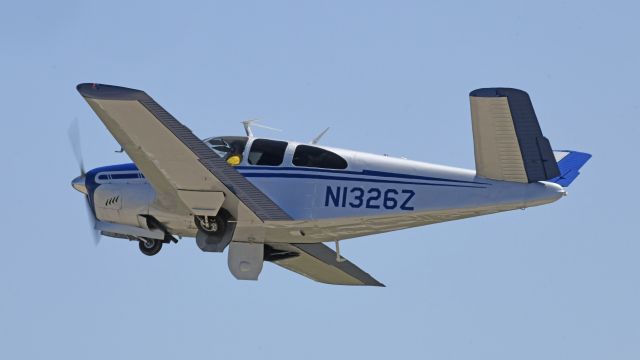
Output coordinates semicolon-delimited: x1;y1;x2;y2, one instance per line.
293;145;348;169
248;139;288;166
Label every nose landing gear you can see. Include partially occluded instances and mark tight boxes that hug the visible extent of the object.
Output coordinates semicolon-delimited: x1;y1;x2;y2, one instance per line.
138;237;162;256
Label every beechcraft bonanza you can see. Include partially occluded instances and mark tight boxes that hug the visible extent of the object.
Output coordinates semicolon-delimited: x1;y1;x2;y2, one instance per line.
71;84;591;286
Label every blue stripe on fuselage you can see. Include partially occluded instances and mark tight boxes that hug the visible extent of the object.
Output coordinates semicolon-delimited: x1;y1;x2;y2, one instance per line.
239;172;486;188
85;163;489;189
235;166;489;186
83;162;488;221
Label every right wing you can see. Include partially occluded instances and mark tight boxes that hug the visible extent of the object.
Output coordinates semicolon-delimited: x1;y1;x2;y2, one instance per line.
265;243;384;287
77;83;291;223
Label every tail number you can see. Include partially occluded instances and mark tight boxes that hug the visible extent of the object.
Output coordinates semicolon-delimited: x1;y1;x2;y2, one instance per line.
324;186;415;210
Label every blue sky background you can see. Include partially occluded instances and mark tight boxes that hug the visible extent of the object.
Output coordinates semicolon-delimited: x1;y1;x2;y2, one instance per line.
1;1;638;359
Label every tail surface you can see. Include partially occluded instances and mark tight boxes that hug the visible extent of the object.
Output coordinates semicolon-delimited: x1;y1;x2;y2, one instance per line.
549;150;592;187
469;88;560;183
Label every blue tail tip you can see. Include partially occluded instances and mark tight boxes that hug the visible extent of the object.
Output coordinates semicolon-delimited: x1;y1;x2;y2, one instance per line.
549;150;592;187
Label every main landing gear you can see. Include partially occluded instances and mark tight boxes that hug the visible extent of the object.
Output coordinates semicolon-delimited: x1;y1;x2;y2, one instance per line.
194;215;226;236
194;211;235;253
134;212;233;256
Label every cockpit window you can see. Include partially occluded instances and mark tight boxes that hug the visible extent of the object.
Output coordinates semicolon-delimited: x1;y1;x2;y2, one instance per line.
207;136;248;163
293;145;348;169
248;139;288;166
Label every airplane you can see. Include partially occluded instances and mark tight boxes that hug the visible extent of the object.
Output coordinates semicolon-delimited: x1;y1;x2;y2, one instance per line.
71;83;591;287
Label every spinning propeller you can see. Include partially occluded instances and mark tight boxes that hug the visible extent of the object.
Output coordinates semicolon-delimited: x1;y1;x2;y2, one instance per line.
68;119;100;245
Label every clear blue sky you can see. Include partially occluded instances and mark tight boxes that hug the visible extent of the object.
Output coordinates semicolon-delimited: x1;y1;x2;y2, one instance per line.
1;1;638;359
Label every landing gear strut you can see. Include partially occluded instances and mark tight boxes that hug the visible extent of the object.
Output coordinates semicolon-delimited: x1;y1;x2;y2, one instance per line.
194;215;226;236
138;237;162;256
195;210;235;253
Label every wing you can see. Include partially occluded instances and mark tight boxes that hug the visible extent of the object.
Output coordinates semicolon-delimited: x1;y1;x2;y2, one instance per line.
265;243;384;286
77;83;291;223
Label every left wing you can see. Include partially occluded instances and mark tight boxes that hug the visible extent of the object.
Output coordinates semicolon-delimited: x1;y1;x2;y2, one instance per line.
265;243;384;286
77;83;291;223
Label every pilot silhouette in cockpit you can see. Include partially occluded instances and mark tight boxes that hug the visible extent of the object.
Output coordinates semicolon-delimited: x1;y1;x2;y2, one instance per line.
226;142;243;166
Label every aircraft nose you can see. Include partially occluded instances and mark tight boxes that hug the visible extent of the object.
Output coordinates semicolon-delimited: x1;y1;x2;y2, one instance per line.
71;175;88;194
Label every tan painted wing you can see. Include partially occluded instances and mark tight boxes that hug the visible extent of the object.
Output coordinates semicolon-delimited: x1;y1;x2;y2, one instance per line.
77;83;291;223
266;243;384;286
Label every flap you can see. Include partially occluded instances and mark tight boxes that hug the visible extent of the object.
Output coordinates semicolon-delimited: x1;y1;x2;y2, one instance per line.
177;190;225;216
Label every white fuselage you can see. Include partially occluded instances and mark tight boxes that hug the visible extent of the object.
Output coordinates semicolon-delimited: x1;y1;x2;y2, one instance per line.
88;138;565;244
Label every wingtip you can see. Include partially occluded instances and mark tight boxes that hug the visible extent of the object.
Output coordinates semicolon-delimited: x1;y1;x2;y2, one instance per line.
76;83;148;100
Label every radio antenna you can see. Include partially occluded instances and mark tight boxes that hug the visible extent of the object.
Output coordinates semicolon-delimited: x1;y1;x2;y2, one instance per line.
241;119;282;138
310;127;330;144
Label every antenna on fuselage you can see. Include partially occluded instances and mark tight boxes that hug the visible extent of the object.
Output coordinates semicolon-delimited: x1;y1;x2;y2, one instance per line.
241;119;282;138
310;127;330;145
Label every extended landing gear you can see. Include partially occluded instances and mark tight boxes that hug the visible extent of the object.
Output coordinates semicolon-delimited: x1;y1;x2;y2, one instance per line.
194;215;226;235
138;237;162;256
195;210;235;253
135;216;179;256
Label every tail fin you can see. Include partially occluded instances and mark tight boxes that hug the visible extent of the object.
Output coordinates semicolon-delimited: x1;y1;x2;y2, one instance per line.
549;150;592;187
469;88;560;183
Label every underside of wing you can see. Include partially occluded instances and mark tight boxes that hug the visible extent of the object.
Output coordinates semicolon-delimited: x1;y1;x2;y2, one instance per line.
77;83;291;223
265;243;384;287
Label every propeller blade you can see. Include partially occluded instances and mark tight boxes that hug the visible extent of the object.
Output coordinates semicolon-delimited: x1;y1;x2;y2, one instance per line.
84;196;100;246
69;119;98;245
68;118;85;175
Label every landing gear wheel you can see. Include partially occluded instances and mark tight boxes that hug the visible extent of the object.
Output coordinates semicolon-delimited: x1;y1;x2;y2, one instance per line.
138;238;162;256
194;215;226;236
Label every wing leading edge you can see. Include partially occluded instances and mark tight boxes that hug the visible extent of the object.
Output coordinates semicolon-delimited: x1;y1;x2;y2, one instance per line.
77;83;291;223
265;243;385;287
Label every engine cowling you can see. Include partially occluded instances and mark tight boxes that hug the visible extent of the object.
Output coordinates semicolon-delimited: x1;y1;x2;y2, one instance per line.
93;183;155;228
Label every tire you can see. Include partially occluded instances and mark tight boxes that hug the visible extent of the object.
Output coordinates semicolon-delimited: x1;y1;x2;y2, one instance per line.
194;215;226;236
139;238;162;256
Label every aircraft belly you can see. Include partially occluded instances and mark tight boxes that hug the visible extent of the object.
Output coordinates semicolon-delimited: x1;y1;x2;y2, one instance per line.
260;200;534;244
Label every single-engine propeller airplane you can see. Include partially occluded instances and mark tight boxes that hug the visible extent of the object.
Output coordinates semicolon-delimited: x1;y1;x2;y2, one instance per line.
71;84;591;286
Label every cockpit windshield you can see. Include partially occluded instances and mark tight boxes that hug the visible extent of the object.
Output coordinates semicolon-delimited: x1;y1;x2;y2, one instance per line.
205;136;248;162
